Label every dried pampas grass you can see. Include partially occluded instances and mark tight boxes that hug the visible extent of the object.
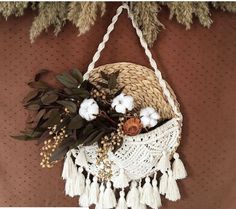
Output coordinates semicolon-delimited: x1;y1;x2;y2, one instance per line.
0;2;235;46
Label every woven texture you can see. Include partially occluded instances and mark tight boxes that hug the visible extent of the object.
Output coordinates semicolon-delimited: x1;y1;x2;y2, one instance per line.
89;62;178;119
75;118;180;181
0;2;235;208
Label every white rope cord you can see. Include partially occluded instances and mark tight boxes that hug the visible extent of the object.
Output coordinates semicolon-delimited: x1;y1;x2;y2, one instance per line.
84;3;182;119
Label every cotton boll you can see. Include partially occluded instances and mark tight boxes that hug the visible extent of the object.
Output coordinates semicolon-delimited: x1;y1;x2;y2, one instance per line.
140;116;151;128
112;93;134;114
79;98;99;121
115;104;126;114
140;107;160;128
149;119;158;128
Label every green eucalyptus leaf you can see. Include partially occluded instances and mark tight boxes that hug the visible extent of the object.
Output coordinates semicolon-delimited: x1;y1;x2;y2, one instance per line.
57;100;77;113
22;90;39;104
56;72;78;88
42;110;60;128
68;114;85;129
11;135;35;140
28;81;49;89
35;69;49;81
50;137;75;162
41;91;59;105
71;69;83;84
26;104;40;111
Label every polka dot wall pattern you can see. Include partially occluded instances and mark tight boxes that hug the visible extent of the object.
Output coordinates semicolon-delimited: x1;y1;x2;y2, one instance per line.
0;3;235;208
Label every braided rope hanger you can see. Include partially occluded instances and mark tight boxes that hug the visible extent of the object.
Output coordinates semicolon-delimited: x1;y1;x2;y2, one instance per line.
83;3;182;120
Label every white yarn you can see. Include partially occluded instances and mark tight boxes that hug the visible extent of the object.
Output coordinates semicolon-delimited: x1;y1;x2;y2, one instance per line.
172;153;187;180
79;176;91;207
138;181;147;209
151;174;162;209
95;184;105;209
103;181;117;209
65;178;75;197
116;190;128;209
157;150;170;174
74;167;85;196
140;177;154;207
126;181;140;209
75;147;88;167
165;170;180;201
89;176;100;205
113;168;129;188
62;151;74;180
159;172;168;195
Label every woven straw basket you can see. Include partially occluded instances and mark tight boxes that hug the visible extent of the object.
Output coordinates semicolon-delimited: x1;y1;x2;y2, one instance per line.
62;4;187;208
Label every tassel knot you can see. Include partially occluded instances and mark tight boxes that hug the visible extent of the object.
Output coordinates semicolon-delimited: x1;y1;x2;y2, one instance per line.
140;177;154;207
75;147;88;167
116;190;128;209
113;168;129;188
89;176;99;205
103;181;117;209
165;170;181;201
151;174;162;209
157;150;170;174
126;181;139;209
172;153;187;180
79;174;91;207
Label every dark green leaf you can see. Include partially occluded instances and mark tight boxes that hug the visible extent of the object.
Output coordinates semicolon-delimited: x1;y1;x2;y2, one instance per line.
100;71;109;80
11;135;35;140
57;100;77;113
56;72;78;88
22;90;39;104
84;131;105;146
83;130;101;146
34;109;46;127
41;91;59;105
71;69;83;84
43;109;58;119
26;104;40;111
108;71;119;90
42;110;60;127
114;86;125;97
35;69;49;81
97;81;109;88
68;114;85;129
50;137;74;162
64;88;72;95
28;81;49;89
70;88;90;98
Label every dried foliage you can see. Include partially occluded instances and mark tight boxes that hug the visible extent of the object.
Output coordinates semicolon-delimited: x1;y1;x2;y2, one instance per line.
0;2;235;46
0;2;28;19
131;2;164;47
30;2;67;42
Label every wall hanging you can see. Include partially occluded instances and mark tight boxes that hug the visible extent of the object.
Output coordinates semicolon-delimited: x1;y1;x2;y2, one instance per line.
13;4;187;208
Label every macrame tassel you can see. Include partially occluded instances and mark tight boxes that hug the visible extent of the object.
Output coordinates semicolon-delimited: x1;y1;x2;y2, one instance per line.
75;147;88;167
89;176;100;205
62;151;74;180
74;167;85;196
152;174;162;209
95;184;105;209
172;153;187;180
79;174;91;207
165;170;181;201
126;181;140;209
103;181;117;209
138;180;147;209
116;190;128;209
65;178;75;197
157;150;170;174
113;168;129;188
140;177;154;207
159;172;168;195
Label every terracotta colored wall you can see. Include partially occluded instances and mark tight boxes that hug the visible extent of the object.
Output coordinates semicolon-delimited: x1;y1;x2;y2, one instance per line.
0;3;235;208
